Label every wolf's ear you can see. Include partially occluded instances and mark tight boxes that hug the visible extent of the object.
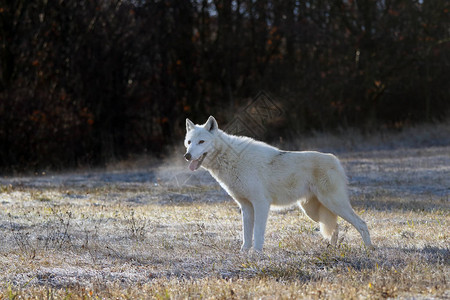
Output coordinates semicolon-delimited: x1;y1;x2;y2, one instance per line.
186;118;195;132
205;116;218;134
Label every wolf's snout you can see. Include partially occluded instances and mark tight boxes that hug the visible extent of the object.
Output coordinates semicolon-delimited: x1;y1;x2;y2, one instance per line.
184;153;192;161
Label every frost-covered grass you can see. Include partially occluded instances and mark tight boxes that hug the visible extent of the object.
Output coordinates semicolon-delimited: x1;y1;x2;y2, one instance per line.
0;127;449;299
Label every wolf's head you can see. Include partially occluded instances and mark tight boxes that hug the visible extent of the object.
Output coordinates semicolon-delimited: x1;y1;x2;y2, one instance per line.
184;116;218;171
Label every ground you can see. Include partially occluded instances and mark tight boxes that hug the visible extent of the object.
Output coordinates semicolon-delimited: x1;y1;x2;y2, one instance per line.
0;125;449;299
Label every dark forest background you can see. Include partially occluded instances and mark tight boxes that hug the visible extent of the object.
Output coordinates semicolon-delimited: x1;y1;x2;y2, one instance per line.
0;0;449;172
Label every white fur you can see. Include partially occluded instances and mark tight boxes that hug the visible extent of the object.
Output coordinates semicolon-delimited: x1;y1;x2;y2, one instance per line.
184;116;372;251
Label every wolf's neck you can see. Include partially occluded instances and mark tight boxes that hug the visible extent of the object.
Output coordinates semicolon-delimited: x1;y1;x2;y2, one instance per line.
202;130;242;172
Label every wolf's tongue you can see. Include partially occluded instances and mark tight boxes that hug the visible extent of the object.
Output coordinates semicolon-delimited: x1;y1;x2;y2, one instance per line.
189;159;199;171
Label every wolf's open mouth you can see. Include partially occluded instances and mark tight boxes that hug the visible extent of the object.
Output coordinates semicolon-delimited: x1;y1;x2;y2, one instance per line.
189;152;207;171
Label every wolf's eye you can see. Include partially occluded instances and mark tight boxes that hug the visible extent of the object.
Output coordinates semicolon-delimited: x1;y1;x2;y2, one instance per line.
198;140;205;144
187;140;191;145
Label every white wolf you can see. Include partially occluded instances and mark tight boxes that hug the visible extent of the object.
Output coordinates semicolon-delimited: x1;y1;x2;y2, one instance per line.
184;116;372;251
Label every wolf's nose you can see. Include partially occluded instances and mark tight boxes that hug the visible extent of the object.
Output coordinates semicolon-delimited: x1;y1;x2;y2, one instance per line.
184;153;192;160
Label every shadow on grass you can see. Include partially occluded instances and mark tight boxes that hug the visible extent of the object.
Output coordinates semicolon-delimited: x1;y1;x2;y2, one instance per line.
351;197;449;213
397;246;450;265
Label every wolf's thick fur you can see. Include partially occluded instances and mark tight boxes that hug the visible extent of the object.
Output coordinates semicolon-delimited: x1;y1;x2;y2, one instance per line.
184;116;372;251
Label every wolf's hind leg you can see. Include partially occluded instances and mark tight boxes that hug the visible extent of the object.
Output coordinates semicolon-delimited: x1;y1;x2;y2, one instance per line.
299;195;320;222
300;196;338;243
330;224;339;246
318;204;338;242
317;192;372;248
336;207;372;248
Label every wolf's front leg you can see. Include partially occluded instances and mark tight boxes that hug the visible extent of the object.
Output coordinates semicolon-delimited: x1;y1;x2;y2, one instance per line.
253;201;270;251
239;200;254;251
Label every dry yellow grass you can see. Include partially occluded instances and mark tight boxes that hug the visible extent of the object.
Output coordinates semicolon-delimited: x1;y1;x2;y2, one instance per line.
0;136;449;299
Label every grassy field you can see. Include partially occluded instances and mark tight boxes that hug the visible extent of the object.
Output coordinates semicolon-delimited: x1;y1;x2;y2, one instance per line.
0;128;449;299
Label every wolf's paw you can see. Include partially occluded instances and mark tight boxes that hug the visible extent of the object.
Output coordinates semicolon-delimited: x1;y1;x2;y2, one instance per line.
366;244;376;251
240;245;251;252
249;249;266;260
